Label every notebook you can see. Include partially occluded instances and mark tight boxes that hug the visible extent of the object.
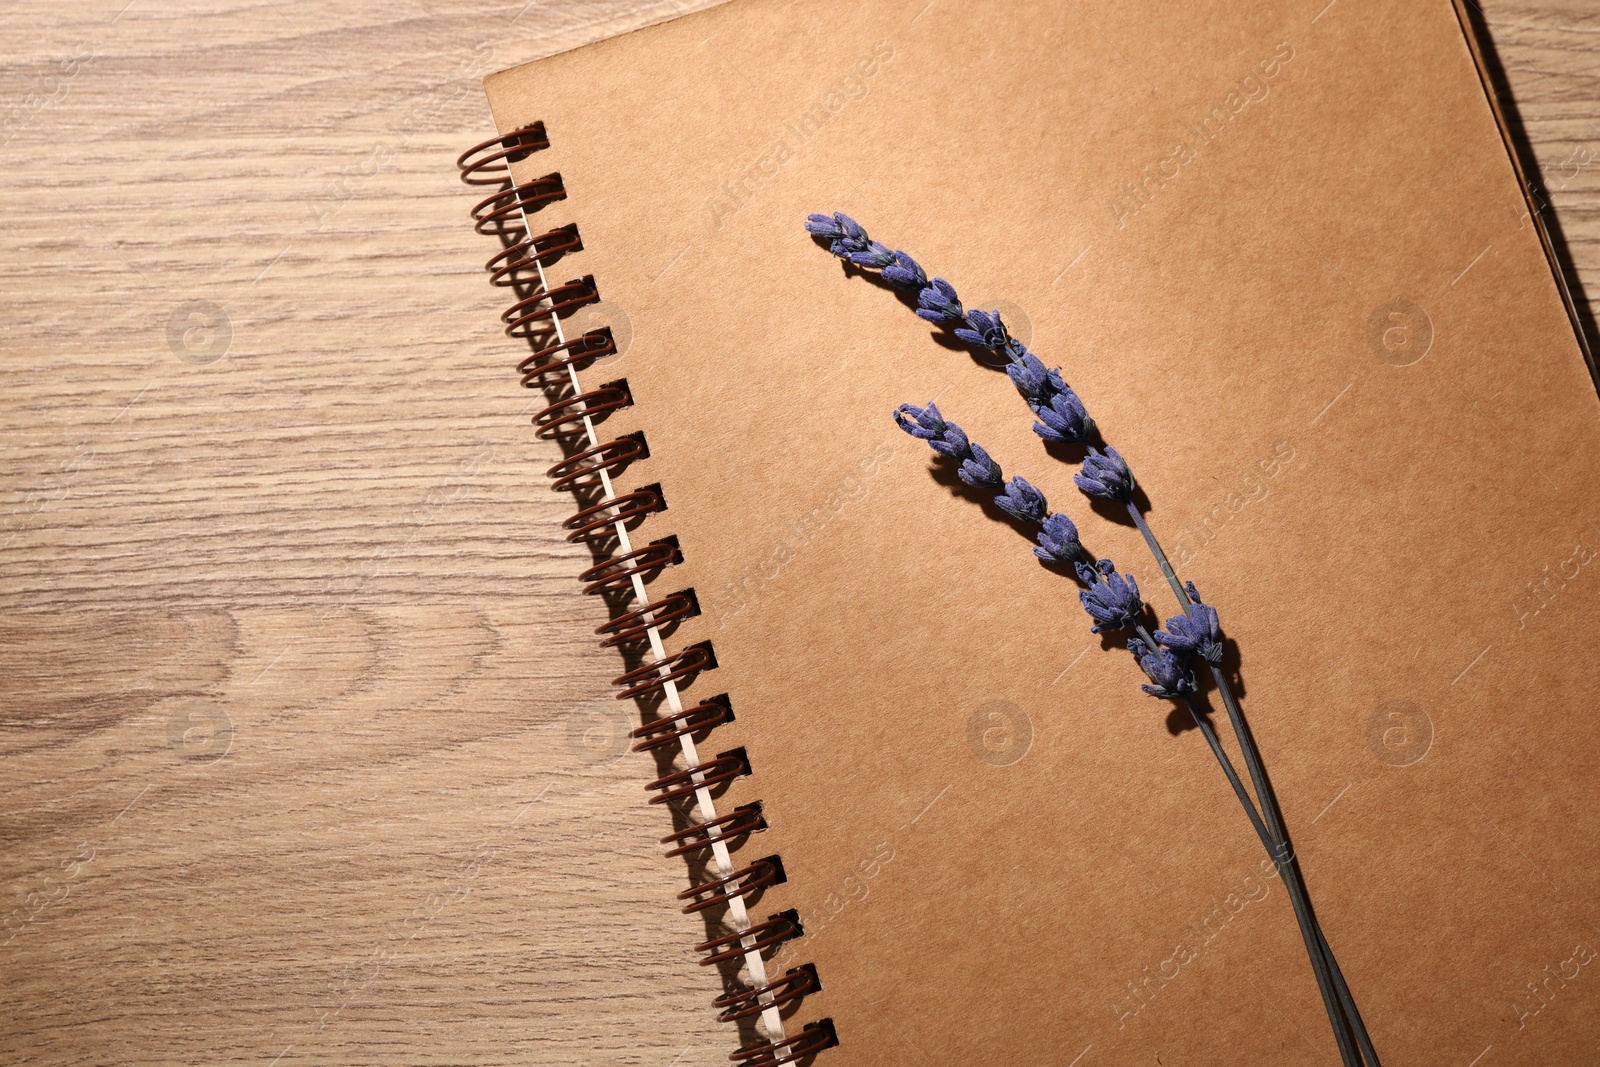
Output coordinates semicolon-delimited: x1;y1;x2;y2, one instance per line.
458;1;1600;1063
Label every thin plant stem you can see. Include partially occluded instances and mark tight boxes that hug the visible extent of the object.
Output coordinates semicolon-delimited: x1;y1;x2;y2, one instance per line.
1125;617;1358;1066
1188;694;1372;1067
1127;503;1380;1067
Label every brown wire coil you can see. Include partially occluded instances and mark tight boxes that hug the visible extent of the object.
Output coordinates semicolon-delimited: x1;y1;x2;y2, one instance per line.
678;858;779;914
715;966;817;1022
731;1021;839;1065
533;382;631;439
456;122;549;183
617;644;714;701
520;331;618;388
695;914;798;965
598;591;696;646
471;175;567;235
562;488;660;543
463;121;828;1061
633;698;731;753
549;434;645;493
579;541;679;595
646;751;746;805
487;225;582;285
504;279;600;338
662;802;764;856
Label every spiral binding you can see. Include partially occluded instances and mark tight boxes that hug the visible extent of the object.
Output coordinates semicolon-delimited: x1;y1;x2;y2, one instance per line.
460;125;835;1065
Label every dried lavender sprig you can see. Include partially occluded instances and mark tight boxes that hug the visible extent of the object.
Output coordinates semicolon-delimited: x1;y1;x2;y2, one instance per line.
823;213;1377;1065
895;404;1367;1067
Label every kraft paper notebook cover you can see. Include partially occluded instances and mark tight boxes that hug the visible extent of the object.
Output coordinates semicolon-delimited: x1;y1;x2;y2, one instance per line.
459;1;1600;1063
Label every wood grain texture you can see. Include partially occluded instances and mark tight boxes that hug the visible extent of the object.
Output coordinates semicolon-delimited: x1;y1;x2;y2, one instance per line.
0;2;1594;1064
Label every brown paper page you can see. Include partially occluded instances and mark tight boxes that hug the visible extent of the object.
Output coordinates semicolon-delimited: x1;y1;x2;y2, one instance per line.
481;1;1600;1063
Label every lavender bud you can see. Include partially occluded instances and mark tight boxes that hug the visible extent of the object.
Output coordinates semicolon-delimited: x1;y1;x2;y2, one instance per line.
1128;638;1195;700
957;441;1003;490
804;213;845;240
893;401;970;460
1078;565;1142;634
880;251;927;290
1034;387;1095;444
812;211;869;257
1074;445;1135;501
849;240;898;270
1156;599;1224;665
993;476;1048;523
954;309;1009;351
1006;352;1051;401
914;278;965;324
1033;513;1083;564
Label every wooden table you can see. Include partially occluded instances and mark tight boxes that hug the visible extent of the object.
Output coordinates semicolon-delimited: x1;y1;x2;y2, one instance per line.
2;2;1595;1063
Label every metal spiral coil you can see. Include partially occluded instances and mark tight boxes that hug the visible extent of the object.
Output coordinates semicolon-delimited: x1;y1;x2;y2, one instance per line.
646;749;747;806
715;966;818;1022
633;694;730;751
456;122;550;184
600;590;696;647
731;1021;840;1065
462;122;827;1060
662;802;764;856
488;225;583;286
694;912;797;965
677;857;780;914
471;175;567;235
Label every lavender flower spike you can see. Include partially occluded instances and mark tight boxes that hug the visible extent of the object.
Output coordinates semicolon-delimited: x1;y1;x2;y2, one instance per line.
994;476;1048;523
1127;637;1196;701
1074;445;1135;501
1034;384;1095;445
1006;352;1052;401
1034;513;1084;565
1156;584;1224;664
1077;561;1142;634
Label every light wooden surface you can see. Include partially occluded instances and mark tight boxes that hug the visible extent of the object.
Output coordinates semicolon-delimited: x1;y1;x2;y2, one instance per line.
1;2;1595;1064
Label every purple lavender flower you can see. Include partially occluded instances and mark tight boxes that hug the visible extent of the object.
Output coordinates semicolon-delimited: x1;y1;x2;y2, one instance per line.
1034;386;1095;445
880;251;926;290
893;402;969;459
1074;446;1135;501
804;211;870;258
1156;583;1224;664
958;442;1003;490
1077;562;1142;634
849;240;898;270
994;476;1047;523
1005;352;1051;401
803;212;845;240
1034;513;1084;565
915;279;964;324
1127;637;1196;701
955;309;1009;351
